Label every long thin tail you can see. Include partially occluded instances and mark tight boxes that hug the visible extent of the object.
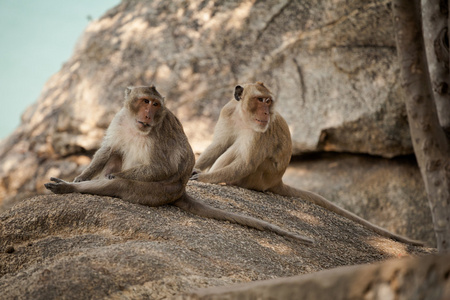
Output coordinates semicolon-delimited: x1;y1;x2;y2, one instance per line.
173;193;314;245
270;183;424;246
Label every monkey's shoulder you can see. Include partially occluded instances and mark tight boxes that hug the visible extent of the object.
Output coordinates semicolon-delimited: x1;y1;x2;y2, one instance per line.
158;110;191;144
219;100;237;118
267;113;290;138
260;113;292;157
163;109;184;130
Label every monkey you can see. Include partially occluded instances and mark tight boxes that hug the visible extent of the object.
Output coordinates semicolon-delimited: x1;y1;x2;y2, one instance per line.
44;85;313;245
191;82;424;247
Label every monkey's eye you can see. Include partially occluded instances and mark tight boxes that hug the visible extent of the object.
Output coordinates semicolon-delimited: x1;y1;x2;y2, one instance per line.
152;102;159;107
143;99;150;104
257;97;264;102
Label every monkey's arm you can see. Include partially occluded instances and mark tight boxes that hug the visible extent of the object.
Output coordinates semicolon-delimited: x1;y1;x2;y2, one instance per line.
74;146;113;182
195;108;236;171
194;142;230;171
192;149;263;184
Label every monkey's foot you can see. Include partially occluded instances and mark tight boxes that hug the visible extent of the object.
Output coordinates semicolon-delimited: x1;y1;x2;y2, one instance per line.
44;177;75;194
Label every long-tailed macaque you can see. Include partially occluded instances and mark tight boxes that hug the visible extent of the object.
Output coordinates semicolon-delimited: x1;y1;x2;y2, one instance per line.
44;86;313;244
191;82;424;246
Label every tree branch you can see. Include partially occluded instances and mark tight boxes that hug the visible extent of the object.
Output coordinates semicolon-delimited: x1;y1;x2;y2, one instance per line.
392;0;450;252
421;0;450;136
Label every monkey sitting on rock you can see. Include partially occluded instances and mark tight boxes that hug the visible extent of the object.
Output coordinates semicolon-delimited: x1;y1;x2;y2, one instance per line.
191;82;423;247
45;86;313;244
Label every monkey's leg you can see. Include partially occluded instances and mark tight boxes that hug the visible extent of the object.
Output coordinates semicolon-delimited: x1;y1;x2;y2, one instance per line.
45;177;183;206
74;146;113;182
110;165;175;182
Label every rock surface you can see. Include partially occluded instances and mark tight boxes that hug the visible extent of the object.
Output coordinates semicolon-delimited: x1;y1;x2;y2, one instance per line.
0;0;414;207
0;1;438;297
187;253;450;300
0;181;432;299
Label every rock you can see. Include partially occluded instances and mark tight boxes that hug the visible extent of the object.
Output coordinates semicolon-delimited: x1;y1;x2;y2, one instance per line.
0;0;414;207
0;182;432;299
0;1;440;298
186;253;450;300
283;153;435;246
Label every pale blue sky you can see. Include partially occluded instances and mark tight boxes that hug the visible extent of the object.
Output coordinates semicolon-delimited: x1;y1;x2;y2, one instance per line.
0;0;120;139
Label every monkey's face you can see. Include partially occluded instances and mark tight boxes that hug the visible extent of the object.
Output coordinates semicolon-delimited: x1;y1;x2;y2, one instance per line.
235;82;274;132
125;86;166;133
134;97;163;131
247;95;273;132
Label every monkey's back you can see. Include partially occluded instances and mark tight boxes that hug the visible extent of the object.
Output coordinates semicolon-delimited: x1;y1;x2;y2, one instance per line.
156;110;195;185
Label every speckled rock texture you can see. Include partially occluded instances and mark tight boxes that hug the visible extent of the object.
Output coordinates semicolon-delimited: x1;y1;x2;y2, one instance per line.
186;253;450;300
0;181;432;299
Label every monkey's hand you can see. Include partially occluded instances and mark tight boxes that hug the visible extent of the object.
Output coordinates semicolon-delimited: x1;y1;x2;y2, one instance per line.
44;177;76;194
74;175;88;182
190;168;202;180
189;172;215;183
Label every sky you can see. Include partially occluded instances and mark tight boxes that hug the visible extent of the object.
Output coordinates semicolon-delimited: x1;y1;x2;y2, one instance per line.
0;0;120;139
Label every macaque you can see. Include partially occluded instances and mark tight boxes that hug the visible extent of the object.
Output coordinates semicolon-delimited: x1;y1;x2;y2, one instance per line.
44;86;313;244
192;82;424;246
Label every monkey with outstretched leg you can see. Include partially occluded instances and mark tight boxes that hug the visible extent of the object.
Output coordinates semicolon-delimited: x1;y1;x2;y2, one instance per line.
44;86;313;244
191;82;424;246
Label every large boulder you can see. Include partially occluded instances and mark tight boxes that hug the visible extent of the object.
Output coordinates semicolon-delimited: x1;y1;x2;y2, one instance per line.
0;0;413;207
0;182;432;299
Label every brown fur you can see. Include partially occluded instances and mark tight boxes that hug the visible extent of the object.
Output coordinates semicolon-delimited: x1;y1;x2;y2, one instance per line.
45;86;313;244
192;82;424;246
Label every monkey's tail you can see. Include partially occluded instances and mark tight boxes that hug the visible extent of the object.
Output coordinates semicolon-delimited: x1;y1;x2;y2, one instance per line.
173;193;314;245
270;183;424;247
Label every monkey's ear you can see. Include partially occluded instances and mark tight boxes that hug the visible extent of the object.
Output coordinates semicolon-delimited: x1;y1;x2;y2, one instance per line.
125;87;133;97
234;85;244;101
149;85;158;93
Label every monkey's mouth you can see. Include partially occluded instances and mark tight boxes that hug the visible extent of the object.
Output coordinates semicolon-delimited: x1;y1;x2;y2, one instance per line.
255;118;269;125
136;120;151;128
